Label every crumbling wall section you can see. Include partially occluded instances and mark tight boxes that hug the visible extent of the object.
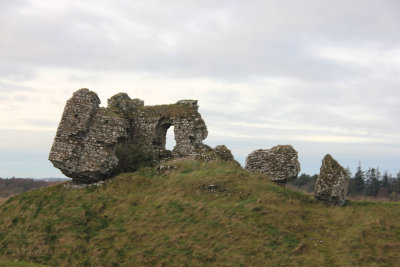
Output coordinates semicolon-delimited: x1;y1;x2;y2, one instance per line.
131;101;208;162
49;89;234;183
49;89;128;183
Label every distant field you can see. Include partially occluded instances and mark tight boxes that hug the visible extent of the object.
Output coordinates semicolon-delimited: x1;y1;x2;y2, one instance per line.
0;160;399;266
0;179;65;199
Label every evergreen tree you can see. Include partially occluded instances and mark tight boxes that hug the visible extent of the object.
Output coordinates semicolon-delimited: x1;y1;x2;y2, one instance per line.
382;171;390;191
393;172;400;194
294;173;313;186
345;166;352;179
365;167;381;197
351;163;365;196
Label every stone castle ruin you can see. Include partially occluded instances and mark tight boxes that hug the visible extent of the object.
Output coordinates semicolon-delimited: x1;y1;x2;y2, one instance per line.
49;88;349;206
49;89;236;183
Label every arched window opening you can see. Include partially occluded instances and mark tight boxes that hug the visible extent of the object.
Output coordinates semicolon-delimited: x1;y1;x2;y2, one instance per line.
165;125;176;151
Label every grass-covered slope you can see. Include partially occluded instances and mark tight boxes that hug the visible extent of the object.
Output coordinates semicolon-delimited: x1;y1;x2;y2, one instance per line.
0;160;399;266
0;261;47;267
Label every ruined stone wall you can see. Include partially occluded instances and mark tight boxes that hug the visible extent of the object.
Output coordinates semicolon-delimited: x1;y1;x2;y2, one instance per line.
131;101;208;160
49;88;236;183
49;89;129;183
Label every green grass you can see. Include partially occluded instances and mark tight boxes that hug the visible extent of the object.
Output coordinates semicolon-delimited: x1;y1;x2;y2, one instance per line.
137;102;198;118
0;261;48;267
0;160;399;266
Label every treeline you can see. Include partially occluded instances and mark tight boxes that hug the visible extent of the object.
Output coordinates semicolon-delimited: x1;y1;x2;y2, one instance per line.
0;178;60;198
289;164;400;201
289;174;318;193
347;165;400;200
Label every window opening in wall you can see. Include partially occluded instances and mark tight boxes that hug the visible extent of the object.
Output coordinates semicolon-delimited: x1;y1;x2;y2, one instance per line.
165;126;176;151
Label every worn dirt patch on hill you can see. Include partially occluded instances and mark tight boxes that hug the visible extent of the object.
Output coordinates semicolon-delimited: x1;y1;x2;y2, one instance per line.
0;197;8;206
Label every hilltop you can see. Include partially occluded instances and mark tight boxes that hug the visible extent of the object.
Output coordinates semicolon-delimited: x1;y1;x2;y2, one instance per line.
0;160;399;266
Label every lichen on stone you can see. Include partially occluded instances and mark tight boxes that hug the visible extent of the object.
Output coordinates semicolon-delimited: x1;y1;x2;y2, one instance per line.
314;154;349;206
244;145;301;184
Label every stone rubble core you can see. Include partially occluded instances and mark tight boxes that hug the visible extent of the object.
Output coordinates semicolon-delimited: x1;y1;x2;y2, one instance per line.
314;154;349;206
49;88;238;184
244;145;301;184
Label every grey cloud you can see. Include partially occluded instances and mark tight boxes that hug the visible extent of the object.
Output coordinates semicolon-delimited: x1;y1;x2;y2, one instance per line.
67;73;103;82
0;63;37;82
1;0;399;176
24;119;58;128
14;95;30;102
1;0;399;81
0;81;32;92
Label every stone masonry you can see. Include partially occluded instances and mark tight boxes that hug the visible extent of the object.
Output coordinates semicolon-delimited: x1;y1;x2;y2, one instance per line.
245;145;301;184
314;154;349;206
49;88;237;183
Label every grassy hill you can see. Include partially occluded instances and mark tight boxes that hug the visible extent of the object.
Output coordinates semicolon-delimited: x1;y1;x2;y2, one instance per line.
0;160;399;266
0;261;47;267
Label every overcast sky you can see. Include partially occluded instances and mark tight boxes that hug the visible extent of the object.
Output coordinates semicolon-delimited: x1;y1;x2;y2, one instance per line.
1;0;400;178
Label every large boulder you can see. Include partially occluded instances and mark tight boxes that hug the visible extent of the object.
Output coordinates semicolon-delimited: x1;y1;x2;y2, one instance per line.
314;154;349;206
245;145;301;184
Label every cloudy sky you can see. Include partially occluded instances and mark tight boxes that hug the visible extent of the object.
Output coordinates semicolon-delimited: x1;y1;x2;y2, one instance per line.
1;0;400;178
